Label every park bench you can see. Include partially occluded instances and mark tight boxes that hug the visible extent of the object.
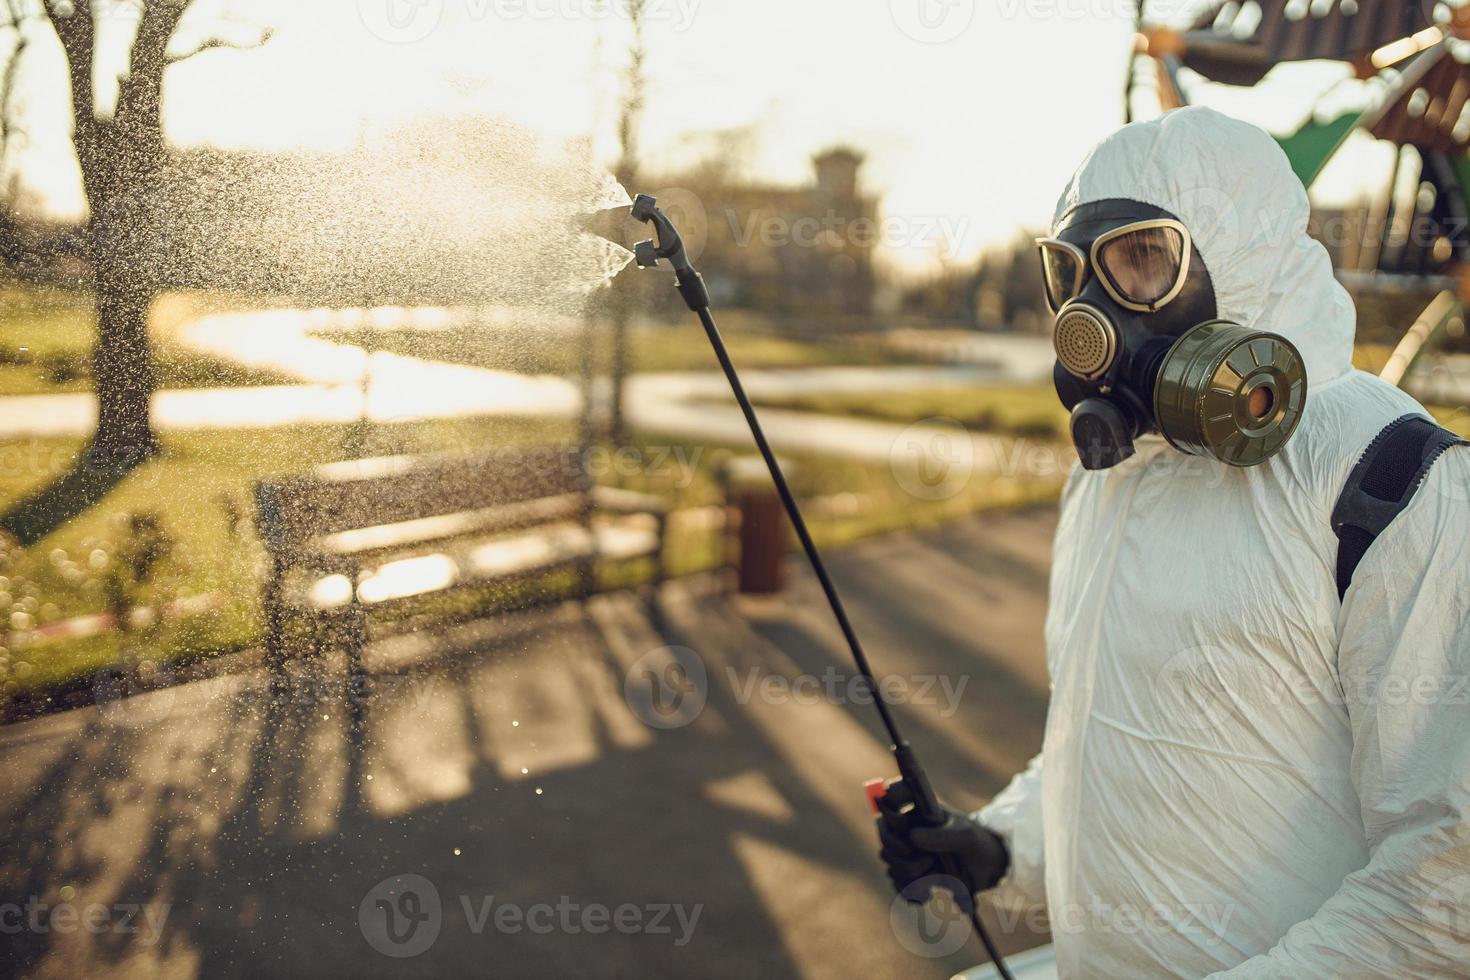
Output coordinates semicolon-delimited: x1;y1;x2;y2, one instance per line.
254;445;668;712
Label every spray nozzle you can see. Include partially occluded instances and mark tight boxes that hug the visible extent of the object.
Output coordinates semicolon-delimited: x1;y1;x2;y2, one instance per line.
628;193;709;311
575;193;708;310
628;193;693;275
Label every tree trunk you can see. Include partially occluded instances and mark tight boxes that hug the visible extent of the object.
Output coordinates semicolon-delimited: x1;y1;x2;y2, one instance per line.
89;235;159;462
46;1;184;466
78;130;164;463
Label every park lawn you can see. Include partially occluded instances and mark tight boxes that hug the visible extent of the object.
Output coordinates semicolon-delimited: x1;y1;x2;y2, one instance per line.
0;416;573;694
313;310;904;377
740;381;1069;440
0;279;296;393
0;411;1065;700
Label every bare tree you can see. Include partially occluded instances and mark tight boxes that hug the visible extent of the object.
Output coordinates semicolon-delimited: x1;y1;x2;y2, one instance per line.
606;0;646;443
40;0;271;463
0;0;27;160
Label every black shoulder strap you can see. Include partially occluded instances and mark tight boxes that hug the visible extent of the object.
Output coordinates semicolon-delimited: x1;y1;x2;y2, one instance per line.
1332;413;1467;600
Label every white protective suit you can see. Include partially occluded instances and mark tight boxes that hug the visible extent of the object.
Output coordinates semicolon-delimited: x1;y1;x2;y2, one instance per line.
976;106;1470;978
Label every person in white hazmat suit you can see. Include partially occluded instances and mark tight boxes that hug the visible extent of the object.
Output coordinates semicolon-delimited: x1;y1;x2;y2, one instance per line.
876;106;1470;977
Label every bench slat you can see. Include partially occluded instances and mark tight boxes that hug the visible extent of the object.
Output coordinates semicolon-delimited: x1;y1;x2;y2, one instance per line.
315;493;586;560
296;520;660;611
256;446;587;553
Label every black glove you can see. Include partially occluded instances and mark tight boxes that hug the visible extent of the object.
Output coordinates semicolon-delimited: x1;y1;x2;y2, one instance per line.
876;787;1009;906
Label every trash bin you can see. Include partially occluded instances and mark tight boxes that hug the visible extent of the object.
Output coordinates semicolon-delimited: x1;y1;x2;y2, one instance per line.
720;455;792;595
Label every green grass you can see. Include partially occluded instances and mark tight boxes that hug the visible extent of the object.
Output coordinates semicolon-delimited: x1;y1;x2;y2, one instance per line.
0;279;297;393
0;417;572;694
738;381;1069;440
314;311;905;377
0;410;1065;700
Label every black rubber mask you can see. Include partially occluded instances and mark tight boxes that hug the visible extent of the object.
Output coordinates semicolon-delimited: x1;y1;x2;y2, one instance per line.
1038;199;1306;470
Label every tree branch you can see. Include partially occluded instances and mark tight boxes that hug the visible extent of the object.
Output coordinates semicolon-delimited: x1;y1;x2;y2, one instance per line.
165;24;272;63
114;0;187;132
0;0;30;151
44;0;94;131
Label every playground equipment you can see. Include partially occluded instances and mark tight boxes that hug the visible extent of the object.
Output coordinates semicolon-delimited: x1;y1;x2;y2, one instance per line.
1133;1;1470;391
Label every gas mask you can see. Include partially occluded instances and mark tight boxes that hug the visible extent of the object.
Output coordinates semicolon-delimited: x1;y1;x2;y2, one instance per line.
1038;200;1306;470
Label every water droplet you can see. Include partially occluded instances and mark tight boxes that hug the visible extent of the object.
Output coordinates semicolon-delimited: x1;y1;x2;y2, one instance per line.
59;885;75;901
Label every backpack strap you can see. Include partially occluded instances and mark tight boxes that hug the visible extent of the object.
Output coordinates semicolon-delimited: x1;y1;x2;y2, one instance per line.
1331;413;1468;600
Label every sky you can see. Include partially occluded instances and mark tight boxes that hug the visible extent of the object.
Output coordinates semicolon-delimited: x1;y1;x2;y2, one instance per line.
6;0;1402;273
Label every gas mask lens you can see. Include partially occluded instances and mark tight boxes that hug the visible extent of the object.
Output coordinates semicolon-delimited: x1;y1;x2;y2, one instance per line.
1039;240;1084;312
1094;221;1188;310
1037;218;1192;314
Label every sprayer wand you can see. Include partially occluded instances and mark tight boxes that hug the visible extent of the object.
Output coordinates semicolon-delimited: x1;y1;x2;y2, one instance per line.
625;193;1014;979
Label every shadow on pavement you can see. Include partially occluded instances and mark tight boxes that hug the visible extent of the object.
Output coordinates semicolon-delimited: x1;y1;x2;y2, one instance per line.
0;509;1056;979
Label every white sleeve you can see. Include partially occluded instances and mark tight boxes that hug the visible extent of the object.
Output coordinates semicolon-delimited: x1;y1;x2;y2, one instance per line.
1210;448;1470;978
975;752;1047;910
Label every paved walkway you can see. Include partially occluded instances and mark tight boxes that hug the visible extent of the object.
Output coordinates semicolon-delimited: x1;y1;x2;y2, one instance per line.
0;306;1056;473
0;366;1023;470
0;507;1056;980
